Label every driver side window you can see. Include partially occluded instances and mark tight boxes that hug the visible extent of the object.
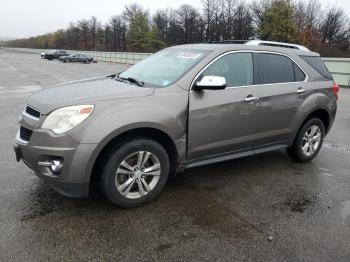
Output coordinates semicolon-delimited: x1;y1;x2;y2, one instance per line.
202;53;254;87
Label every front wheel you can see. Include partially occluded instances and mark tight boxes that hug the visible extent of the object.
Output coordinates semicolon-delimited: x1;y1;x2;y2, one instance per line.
100;138;170;207
287;118;325;162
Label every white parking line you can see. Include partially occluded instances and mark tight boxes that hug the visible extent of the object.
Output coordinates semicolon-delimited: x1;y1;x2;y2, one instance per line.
0;85;42;99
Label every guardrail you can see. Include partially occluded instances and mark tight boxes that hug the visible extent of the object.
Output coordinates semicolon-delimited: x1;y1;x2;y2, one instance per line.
3;47;350;86
322;58;350;87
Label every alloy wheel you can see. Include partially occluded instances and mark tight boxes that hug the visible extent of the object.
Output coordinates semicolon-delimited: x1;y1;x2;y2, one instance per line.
115;151;161;199
301;125;321;156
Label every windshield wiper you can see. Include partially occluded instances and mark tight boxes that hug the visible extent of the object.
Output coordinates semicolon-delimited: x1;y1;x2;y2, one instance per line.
113;74;144;87
120;77;144;87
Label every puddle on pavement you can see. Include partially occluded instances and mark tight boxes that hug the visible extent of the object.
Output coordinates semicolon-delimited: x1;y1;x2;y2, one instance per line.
164;177;256;239
340;200;350;220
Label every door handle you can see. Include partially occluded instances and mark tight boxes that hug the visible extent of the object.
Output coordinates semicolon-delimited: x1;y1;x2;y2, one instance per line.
244;95;259;103
297;87;306;94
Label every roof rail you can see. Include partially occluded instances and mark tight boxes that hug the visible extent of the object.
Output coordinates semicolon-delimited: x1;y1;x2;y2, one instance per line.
245;40;310;51
210;40;249;44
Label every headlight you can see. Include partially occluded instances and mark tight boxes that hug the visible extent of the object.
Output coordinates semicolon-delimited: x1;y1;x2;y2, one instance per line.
42;105;94;134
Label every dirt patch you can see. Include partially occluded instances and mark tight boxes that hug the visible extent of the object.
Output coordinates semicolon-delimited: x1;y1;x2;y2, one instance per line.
154;243;172;252
284;197;314;212
165;176;256;239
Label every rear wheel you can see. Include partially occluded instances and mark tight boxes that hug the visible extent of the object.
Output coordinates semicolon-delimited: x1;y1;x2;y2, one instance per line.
65;58;70;63
100;138;170;207
287;118;325;162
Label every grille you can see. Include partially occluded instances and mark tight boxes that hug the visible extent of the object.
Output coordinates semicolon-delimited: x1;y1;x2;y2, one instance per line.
25;106;40;119
19;126;33;142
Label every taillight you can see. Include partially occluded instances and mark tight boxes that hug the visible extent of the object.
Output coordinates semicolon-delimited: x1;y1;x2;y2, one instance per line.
332;82;339;100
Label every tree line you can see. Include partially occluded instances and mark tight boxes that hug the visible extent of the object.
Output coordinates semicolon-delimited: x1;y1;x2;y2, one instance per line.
2;0;350;56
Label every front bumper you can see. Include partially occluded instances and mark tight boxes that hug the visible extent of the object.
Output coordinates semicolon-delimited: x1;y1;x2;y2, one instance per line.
14;133;97;198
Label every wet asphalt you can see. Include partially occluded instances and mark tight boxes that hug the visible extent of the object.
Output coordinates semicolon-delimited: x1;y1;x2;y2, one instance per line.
0;49;349;262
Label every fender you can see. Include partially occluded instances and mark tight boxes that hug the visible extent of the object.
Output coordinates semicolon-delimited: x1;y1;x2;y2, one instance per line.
77;92;189;182
288;90;335;144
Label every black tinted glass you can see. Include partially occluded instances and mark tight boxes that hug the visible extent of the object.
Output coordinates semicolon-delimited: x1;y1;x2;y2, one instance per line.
300;56;332;80
203;53;253;87
260;54;294;84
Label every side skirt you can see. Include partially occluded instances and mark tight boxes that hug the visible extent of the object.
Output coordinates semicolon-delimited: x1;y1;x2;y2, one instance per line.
177;144;287;172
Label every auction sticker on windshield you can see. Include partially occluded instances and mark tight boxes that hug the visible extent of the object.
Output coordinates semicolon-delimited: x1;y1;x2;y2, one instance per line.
178;53;203;59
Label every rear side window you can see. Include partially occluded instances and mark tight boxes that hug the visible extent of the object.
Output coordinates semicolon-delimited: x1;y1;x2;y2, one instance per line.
294;63;306;81
300;56;332;80
260;53;295;84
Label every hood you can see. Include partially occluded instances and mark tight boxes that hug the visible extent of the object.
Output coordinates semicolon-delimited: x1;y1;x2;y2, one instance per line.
27;77;155;114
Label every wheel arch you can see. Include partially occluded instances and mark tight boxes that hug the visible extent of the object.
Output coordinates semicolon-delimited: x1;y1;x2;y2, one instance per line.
290;107;331;146
88;126;179;192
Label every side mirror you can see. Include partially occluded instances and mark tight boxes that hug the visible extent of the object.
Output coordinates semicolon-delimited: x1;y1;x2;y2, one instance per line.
193;75;227;91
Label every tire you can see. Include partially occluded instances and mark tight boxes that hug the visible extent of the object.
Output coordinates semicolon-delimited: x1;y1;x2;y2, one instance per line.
100;138;170;208
287;118;325;162
65;58;70;63
84;59;89;64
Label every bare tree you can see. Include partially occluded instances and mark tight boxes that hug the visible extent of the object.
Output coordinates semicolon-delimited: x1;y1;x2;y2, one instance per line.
78;19;90;49
66;22;79;49
319;7;349;49
305;0;321;30
109;15;126;51
201;0;217;41
89;16;100;50
153;9;170;42
176;5;200;43
233;3;254;40
123;3;146;24
250;0;273;30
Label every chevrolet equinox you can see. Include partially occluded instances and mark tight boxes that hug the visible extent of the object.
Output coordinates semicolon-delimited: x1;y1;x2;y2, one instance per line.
14;40;338;207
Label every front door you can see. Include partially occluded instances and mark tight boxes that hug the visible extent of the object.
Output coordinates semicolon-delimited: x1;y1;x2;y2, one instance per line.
187;52;259;161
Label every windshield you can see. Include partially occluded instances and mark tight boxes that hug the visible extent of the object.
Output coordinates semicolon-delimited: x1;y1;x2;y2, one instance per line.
119;48;210;87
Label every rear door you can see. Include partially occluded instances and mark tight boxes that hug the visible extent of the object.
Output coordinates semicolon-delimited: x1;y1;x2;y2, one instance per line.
254;52;308;148
77;54;85;62
73;54;80;62
188;52;259;160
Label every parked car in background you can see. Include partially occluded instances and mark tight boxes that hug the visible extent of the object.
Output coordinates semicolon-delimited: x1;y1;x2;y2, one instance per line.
59;53;95;63
44;50;69;60
15;40;338;207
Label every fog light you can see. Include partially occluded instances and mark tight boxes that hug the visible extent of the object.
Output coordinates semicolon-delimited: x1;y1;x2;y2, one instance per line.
50;160;63;173
38;159;63;175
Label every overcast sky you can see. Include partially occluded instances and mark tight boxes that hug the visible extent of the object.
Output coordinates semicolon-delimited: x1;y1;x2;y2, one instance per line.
0;0;349;38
